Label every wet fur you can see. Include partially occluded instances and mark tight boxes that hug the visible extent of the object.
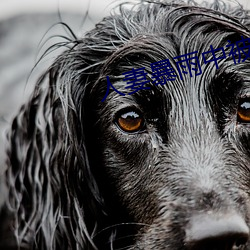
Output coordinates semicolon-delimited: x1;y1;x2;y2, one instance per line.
2;0;250;249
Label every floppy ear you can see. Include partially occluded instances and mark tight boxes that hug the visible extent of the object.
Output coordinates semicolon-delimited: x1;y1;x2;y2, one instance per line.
3;51;106;249
0;9;140;248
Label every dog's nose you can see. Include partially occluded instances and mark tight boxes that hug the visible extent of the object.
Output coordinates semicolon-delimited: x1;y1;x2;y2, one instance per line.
185;213;249;250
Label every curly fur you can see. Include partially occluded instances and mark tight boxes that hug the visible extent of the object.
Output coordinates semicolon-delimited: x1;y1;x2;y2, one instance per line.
2;0;250;249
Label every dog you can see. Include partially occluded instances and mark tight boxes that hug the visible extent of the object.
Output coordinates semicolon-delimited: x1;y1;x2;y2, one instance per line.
1;0;250;249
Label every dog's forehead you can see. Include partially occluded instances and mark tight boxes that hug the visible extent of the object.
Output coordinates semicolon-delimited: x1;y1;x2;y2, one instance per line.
98;1;250;131
108;63;250;107
100;2;250;106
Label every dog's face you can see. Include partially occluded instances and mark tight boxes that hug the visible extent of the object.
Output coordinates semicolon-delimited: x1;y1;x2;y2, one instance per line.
87;2;250;249
4;1;250;250
94;62;250;249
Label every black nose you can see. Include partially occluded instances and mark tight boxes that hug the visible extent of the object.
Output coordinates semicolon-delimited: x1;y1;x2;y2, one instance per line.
185;213;249;250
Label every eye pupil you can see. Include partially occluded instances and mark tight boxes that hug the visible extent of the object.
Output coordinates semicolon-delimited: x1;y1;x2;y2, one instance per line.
116;110;144;133
237;99;250;123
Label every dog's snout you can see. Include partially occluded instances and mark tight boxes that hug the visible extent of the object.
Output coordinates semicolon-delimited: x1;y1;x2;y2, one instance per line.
185;213;249;250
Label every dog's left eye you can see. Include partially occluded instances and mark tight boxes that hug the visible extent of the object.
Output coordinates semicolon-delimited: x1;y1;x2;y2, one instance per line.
116;110;145;133
237;99;250;123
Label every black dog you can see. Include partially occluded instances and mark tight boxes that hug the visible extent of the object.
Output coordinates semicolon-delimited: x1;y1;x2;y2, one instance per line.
2;0;250;249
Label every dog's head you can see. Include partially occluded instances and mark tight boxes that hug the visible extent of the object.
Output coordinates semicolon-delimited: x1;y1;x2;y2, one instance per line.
3;1;250;249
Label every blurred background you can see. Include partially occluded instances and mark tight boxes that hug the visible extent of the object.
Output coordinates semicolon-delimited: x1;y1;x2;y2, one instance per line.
0;0;119;172
0;0;250;174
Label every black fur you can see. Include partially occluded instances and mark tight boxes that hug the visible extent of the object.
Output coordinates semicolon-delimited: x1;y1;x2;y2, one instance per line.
2;0;250;249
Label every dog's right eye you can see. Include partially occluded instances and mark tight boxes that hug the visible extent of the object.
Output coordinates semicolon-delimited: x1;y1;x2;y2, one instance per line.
237;98;250;123
115;109;145;133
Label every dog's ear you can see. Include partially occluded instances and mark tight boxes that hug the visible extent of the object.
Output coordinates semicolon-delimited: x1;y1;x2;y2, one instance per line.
1;11;132;248
3;53;105;249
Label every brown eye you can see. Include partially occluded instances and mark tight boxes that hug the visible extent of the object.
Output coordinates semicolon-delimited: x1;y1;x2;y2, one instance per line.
237;99;250;123
116;110;145;133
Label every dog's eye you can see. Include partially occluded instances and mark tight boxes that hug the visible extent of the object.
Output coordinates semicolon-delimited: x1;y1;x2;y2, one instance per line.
116;110;145;133
237;99;250;123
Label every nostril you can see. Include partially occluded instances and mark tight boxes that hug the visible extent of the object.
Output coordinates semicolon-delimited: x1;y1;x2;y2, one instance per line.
186;233;248;250
185;213;249;250
235;236;249;248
